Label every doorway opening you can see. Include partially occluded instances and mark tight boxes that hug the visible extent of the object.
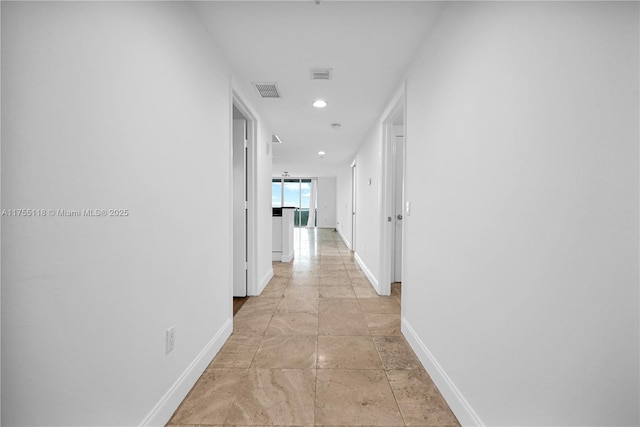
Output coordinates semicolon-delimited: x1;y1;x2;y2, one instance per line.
351;160;357;251
231;92;258;300
378;84;406;297
232;105;248;298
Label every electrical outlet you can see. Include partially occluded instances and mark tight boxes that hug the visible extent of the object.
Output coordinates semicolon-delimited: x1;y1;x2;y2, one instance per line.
166;326;175;354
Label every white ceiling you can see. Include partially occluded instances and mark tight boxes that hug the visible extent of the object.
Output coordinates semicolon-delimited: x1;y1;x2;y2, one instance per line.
194;1;442;177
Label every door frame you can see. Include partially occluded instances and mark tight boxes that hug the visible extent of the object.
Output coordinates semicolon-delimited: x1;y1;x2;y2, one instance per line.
378;83;406;296
350;159;357;251
231;83;258;296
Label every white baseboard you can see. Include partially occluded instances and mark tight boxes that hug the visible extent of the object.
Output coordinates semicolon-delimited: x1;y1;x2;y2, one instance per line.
257;267;273;295
281;250;294;262
140;318;233;427
336;228;351;250
354;252;378;291
401;318;484;427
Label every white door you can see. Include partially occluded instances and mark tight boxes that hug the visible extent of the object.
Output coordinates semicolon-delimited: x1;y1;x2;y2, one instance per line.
233;119;247;297
351;164;356;251
393;136;404;282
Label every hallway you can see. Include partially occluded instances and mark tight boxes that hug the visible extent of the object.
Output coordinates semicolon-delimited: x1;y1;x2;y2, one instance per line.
167;228;459;426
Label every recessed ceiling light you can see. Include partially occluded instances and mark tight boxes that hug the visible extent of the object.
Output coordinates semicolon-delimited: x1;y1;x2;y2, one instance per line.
312;99;328;108
318;151;326;158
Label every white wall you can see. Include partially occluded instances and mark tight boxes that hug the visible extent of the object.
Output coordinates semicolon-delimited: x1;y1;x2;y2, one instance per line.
336;167;353;248
316;177;337;228
1;2;272;425
352;128;383;290
255;119;275;292
401;2;639;426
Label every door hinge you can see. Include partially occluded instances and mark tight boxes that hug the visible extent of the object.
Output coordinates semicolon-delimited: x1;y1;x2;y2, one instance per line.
244;261;248;270
244;139;248;149
244;200;248;209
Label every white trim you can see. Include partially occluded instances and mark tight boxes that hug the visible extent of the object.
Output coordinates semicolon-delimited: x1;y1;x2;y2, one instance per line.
257;268;273;295
337;228;351;250
230;76;260;295
281;250;294;263
231;79;259;297
401;318;485;427
378;82;406;297
140;318;233;427
354;252;379;292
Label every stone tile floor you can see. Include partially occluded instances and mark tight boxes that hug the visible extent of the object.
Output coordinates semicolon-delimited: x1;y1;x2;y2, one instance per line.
167;228;459;427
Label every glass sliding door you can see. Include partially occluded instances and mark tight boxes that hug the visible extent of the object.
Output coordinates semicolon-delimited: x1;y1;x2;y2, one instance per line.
300;179;312;227
273;178;317;227
271;179;282;208
283;179;301;225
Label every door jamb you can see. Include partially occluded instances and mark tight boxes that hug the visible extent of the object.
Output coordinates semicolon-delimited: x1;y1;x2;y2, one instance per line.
231;82;258;297
378;83;406;297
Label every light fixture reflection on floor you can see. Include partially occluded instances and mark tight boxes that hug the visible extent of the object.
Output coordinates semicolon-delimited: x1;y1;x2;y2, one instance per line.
312;99;328;108
318;151;326;159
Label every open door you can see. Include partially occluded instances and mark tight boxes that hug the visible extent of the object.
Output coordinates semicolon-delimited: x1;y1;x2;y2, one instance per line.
378;84;405;296
351;162;357;251
393;132;404;283
233;109;247;297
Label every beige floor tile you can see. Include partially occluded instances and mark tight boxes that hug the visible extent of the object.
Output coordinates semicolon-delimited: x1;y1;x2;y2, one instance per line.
373;336;422;370
317;336;383;369
220;335;263;353
268;277;290;287
208;351;255;369
241;298;281;313
288;277;321;286
318;298;362;314
358;298;401;314
233;312;274;336
277;298;319;313
349;278;371;287
291;271;318;280
352;285;380;298
319;286;357;299
347;270;368;280
315;369;404;426
207;335;262;369
318;276;352;286
318;312;369;336
319;271;351;281
252;335;317;368
265;312;318;335
321;264;347;272
169;369;247;425
284;286;319;299
320;256;344;264
386;369;460;426
224;369;316;426
364;313;401;336
273;268;292;279
259;284;287;298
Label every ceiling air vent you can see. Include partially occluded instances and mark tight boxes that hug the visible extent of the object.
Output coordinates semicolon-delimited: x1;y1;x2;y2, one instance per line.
253;82;281;98
310;68;333;80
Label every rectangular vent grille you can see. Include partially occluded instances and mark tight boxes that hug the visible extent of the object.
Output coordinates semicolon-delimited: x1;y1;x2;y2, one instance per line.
253;82;281;98
310;68;333;80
